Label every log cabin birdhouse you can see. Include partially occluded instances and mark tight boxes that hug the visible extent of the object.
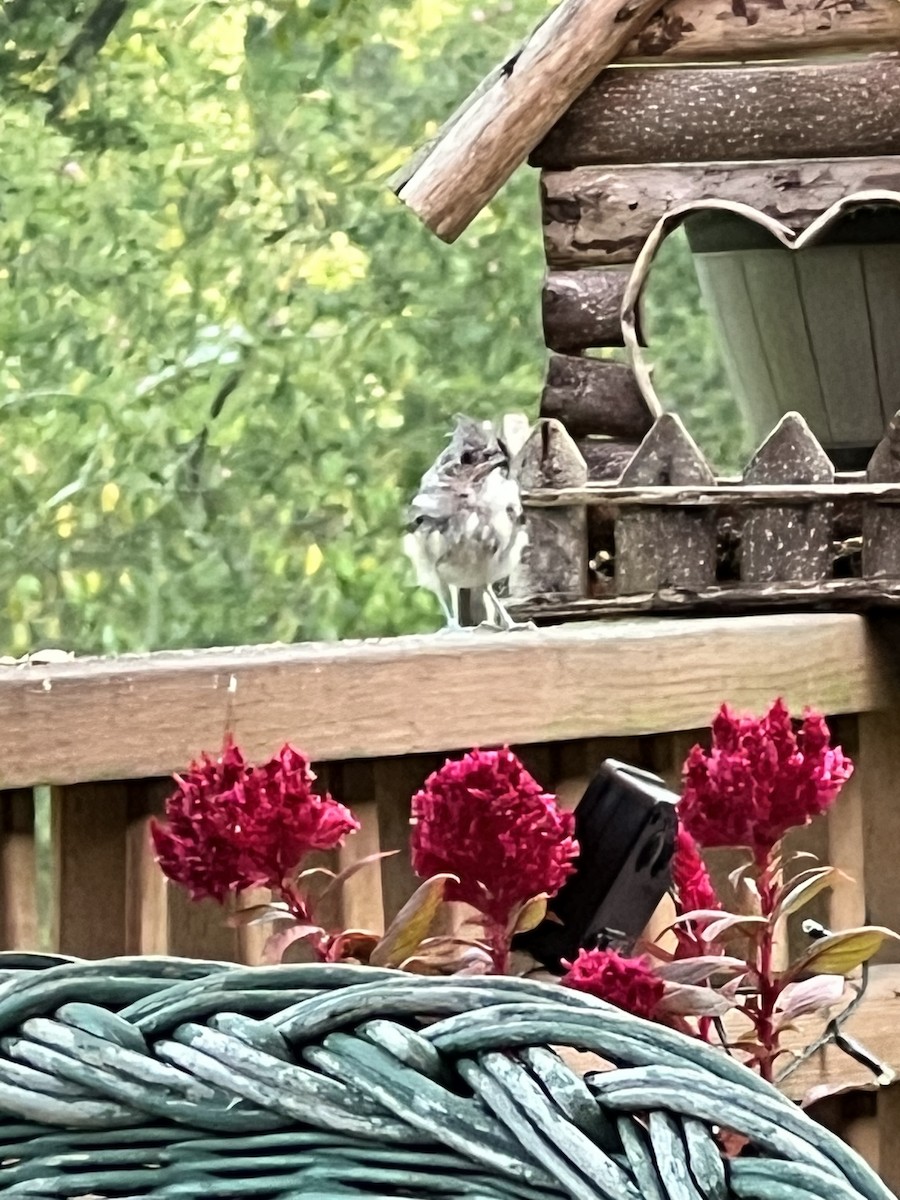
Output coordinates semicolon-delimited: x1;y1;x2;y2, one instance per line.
392;0;900;623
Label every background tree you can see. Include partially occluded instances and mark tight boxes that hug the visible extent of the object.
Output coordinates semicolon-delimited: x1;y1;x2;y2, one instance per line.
0;0;740;656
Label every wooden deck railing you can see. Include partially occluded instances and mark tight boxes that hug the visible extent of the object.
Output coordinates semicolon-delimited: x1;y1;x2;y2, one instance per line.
2;611;899;1184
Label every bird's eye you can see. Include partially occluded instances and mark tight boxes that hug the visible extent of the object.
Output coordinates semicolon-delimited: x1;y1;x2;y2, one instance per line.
460;450;474;466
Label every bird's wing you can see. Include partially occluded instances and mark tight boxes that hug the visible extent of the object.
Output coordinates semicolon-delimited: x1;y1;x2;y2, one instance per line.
407;476;470;528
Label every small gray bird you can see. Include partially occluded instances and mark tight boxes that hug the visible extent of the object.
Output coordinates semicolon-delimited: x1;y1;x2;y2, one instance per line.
404;415;528;630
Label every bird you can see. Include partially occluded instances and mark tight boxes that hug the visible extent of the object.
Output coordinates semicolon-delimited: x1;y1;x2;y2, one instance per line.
404;415;529;631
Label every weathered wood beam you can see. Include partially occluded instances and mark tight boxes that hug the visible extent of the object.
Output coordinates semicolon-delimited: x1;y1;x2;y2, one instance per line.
532;54;900;168
542;157;900;267
0;616;883;786
620;0;900;64
391;0;666;243
542;269;629;354
541;355;656;439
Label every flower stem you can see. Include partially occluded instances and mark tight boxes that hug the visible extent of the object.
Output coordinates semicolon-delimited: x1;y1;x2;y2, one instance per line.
753;852;782;1083
487;920;510;975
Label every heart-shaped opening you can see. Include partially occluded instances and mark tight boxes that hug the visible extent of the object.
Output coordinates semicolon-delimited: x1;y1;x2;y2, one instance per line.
628;191;900;474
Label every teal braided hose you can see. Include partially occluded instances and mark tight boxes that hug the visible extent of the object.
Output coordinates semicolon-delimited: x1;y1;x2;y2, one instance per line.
0;954;892;1200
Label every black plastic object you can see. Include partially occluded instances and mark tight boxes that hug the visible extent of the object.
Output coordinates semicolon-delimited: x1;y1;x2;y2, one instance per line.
514;758;679;971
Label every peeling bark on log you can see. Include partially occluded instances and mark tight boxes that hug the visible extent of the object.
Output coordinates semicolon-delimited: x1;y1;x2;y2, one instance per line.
864;412;900;579
391;0;664;243
541;355;656;439
742;414;834;584
621;0;900;63
532;55;900;169
542;269;629;353
616;414;718;595
510;420;588;599
541;157;900;267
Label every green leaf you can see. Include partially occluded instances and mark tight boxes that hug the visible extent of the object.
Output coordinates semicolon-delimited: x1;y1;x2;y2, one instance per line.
369;874;456;969
775;867;844;920
509;894;548;935
225;902;292;928
787;926;900;980
774;974;845;1025
657;982;734;1017
319;850;400;901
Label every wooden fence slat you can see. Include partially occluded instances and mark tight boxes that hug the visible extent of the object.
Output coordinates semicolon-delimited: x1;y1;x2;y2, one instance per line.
742;414;834;585
616;415;717;595
541;158;900;268
122;776;244;963
826;717;867;935
878;1085;900;1195
51;782;130;959
374;756;435;924
542;269;629;354
532;56;900;168
511;419;589;599
124;780;170;957
541;355;655;440
858;704;900;965
338;761;385;934
0;788;37;951
621;0;900;64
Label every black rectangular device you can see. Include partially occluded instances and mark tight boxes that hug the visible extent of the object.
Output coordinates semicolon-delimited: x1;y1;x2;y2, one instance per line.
514;758;680;970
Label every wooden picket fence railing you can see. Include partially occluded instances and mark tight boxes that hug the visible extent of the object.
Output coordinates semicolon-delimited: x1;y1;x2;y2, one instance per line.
1;613;900;1185
508;409;900;623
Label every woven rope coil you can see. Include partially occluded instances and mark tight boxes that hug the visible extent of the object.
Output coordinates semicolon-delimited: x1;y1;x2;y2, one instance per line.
0;954;893;1200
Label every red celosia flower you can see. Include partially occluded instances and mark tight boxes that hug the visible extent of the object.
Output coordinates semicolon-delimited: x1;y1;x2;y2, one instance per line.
151;739;359;905
671;824;722;957
562;947;665;1021
410;747;578;929
680;700;853;862
672;824;721;913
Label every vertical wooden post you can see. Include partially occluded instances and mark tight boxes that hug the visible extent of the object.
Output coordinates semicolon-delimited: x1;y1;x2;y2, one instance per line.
825;716;867;933
123;777;241;962
615;414;717;596
864;411;900;579
338;761;385;934
51;782;130;958
877;1085;900;1195
857;704;900;965
374;755;439;924
742;413;834;584
510;418;588;600
0;788;38;950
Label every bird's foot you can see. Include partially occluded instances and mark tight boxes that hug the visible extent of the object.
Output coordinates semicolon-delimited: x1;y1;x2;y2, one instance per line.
476;618;538;633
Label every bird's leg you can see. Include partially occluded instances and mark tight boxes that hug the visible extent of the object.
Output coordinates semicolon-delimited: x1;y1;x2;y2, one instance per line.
433;582;461;632
485;583;536;632
434;585;480;634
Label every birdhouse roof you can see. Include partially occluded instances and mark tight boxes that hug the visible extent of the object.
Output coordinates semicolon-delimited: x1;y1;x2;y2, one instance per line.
391;0;900;244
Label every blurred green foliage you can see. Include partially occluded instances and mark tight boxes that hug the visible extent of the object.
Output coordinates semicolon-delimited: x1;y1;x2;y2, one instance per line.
0;0;742;656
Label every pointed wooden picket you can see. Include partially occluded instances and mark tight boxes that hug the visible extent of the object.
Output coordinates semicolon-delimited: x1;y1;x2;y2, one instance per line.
616;413;718;595
742;412;834;584
510;418;589;599
864;412;900;579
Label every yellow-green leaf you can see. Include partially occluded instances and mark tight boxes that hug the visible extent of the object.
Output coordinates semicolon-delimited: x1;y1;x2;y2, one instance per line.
776;868;844;920
369;874;456;968
787;926;900;980
305;543;324;576
510;895;548;935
